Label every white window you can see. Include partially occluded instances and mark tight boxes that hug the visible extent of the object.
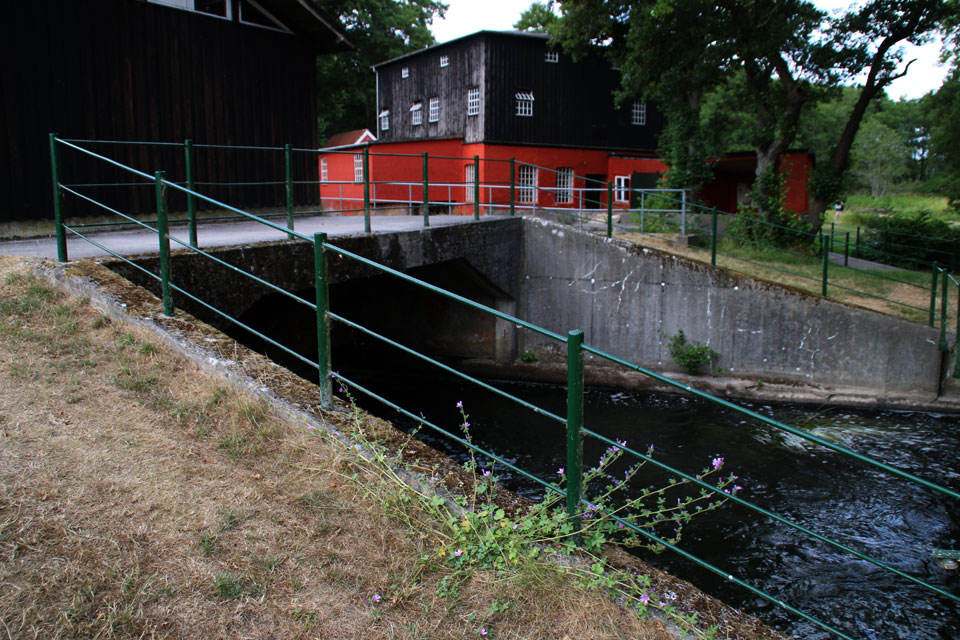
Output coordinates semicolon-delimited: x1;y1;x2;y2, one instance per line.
410;102;423;126
545;50;559;63
401;67;409;78
440;55;449;67
320;157;328;182
556;167;573;204
354;153;363;183
515;92;534;117
518;165;537;204
429;97;440;123
467;88;481;117
632;101;647;126
614;175;630;202
464;164;476;203
379;109;390;131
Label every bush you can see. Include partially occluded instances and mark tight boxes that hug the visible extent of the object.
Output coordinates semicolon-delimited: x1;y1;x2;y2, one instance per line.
667;329;717;375
858;210;960;270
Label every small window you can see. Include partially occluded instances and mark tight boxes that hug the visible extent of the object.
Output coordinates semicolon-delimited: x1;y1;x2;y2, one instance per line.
379;109;390;132
556;167;573;204
632;101;647;126
464;164;476;203
354;153;363;183
518;164;537;204
614;175;630;202
440;55;449;67
320;157;328;182
545;50;559;63
410;102;423;126
401;67;409;78
467;88;480;116
429;97;440;123
515;91;534;117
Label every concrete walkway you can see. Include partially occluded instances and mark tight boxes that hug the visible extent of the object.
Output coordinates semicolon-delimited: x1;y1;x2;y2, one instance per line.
0;214;483;260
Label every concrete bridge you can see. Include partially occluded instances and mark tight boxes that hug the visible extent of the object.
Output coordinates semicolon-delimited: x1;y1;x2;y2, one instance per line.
67;214;951;407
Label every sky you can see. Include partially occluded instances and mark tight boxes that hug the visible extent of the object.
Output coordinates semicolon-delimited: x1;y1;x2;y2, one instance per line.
428;0;950;100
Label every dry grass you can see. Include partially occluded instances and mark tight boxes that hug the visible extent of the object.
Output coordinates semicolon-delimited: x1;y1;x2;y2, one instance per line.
0;255;680;640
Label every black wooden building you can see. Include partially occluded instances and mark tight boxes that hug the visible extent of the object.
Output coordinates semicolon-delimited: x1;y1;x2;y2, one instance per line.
2;0;351;223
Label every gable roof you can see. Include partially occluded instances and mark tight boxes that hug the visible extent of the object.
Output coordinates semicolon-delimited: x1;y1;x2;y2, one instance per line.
372;30;548;69
251;0;355;53
323;129;377;148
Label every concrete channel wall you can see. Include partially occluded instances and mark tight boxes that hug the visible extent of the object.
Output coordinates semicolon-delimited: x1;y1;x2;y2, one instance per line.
520;218;943;395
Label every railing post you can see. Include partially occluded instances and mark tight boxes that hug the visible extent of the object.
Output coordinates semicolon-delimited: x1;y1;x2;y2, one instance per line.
363;146;371;233
565;329;585;531
930;264;939;327
285;143;295;237
711;206;718;267
154;171;174;316
681;188;687;235
422;151;430;227
939;270;948;351
844;232;850;267
473;155;480;221
855;226;861;259
641;191;646;233
48;133;68;262
606;181;613;238
509;158;516;216
184;139;197;248
314;232;332;408
821;234;830;298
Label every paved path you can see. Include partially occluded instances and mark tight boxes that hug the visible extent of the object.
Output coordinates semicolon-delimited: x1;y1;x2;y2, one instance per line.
828;251;905;271
0;215;482;260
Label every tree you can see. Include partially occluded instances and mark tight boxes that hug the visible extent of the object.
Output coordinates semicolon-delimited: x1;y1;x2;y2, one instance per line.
925;68;960;207
852;119;909;197
315;0;447;143
515;1;560;33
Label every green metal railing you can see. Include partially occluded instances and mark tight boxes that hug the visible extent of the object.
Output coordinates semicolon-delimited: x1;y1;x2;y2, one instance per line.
48;136;960;639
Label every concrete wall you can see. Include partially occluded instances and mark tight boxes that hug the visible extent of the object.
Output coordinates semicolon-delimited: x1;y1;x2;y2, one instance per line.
520;218;942;394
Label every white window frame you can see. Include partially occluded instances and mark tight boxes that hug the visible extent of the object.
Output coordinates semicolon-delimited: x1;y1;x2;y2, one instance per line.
401;67;409;78
354;153;363;183
464;164;476;203
411;102;423;126
518;165;538;204
515;92;534;117
238;0;291;32
614;175;630;202
147;0;231;19
467;88;480;117
379;109;390;132
440;55;449;68
429;97;440;123
632;101;647;126
320;157;328;182
545;50;559;63
556;167;573;204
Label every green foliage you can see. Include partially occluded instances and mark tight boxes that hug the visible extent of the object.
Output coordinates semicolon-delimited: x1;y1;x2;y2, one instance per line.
852;119;909;198
726;170;814;250
520;350;538;363
514;1;560;33
667;329;717;375
925;67;960;207
859;210;960;270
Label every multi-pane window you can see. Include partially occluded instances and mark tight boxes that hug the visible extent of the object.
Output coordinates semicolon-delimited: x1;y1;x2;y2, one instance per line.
515;91;534;117
320;157;328;182
429;97;440;122
467;88;481;116
614;175;630;202
545;50;559;63
401;67;409;78
353;153;363;183
556;167;573;204
440;55;449;67
411;102;423;126
379;109;390;131
464;164;476;203
632;101;647;126
518;164;537;204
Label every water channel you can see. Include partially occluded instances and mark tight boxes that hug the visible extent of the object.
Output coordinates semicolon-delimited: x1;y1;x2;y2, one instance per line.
338;361;960;640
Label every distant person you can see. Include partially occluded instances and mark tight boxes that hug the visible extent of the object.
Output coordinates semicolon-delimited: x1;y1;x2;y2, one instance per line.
834;200;844;218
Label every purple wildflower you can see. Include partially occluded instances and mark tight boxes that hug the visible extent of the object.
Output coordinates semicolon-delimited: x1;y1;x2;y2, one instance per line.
712;457;724;470
456;401;463;408
640;593;650;605
454;549;463;557
482;469;491;477
479;629;488;637
372;594;381;604
557;467;564;475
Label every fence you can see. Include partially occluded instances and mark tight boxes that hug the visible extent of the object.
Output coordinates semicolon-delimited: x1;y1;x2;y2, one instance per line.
48;135;960;639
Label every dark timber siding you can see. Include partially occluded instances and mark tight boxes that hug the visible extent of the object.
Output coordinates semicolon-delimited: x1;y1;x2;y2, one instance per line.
2;0;320;222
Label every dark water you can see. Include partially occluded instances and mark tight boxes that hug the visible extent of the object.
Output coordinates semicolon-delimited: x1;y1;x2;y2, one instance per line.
340;366;960;640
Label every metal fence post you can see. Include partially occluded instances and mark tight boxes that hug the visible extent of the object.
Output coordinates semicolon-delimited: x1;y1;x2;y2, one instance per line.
711;206;718;267
48;133;68;262
855;226;861;259
184;139;197;248
641;191;646;233
363;146;371;233
566;329;585;531
844;232;850;267
930;264;939;327
314;232;332;408
473;155;480;221
821;234;830;298
154;171;174;316
681;189;687;235
422;151;430;227
285;143;295;237
939;271;948;351
509;158;516;216
606;182;613;238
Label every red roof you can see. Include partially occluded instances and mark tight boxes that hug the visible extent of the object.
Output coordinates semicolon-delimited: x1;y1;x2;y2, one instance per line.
324;129;376;148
